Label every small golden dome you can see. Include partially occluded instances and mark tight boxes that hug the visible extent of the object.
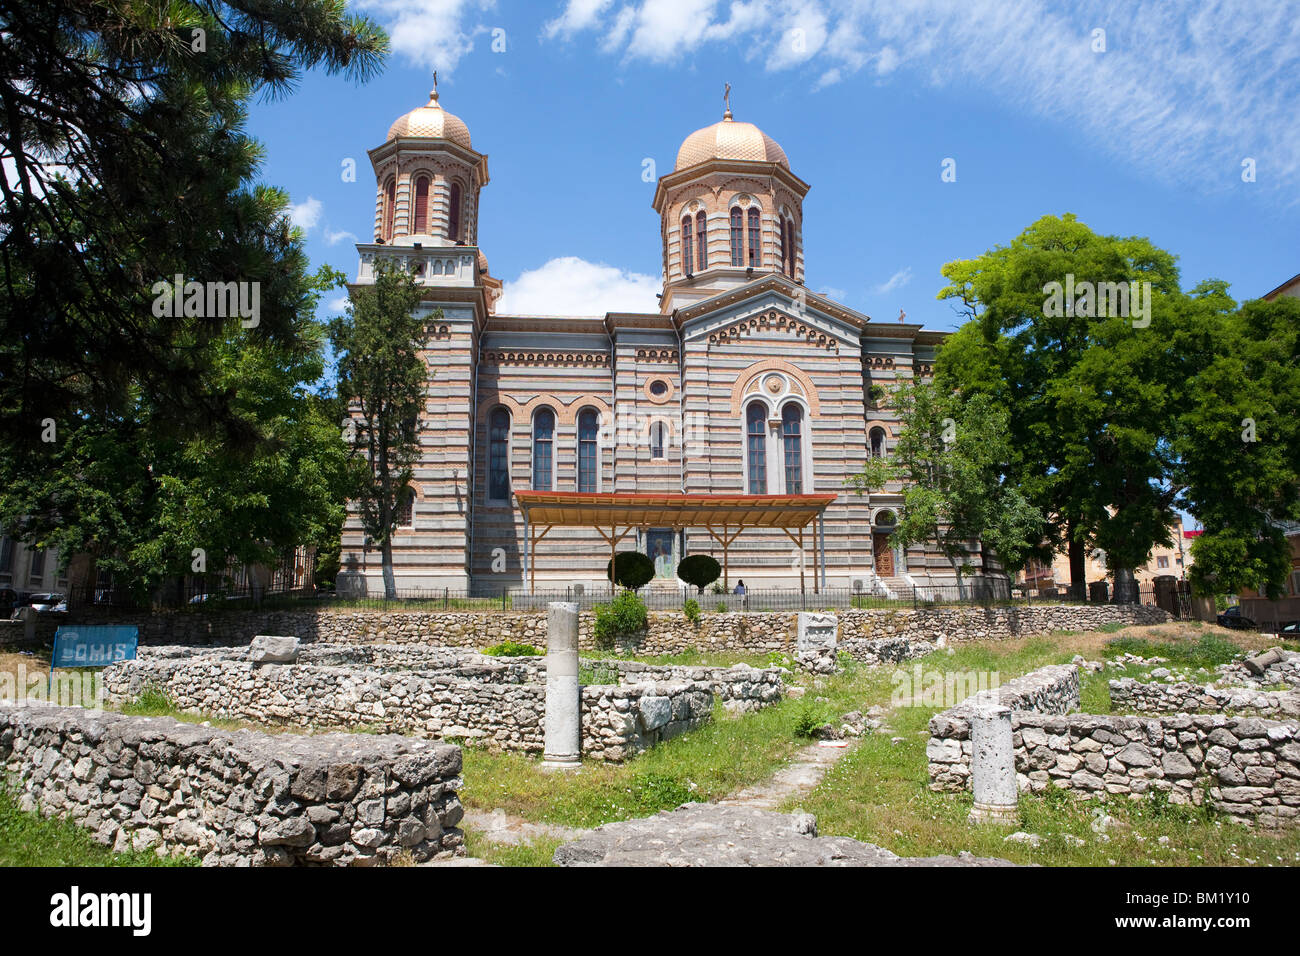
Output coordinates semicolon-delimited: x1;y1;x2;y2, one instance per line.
675;111;788;172
387;90;472;149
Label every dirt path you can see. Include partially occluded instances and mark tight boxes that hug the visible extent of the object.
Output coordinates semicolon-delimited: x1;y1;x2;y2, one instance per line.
461;808;587;846
716;739;855;810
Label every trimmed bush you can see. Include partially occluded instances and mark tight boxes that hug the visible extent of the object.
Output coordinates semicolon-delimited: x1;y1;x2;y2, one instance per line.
676;554;722;593
605;550;655;591
683;598;701;624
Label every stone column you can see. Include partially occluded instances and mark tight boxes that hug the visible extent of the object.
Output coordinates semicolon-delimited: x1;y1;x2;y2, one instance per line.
543;602;581;770
968;702;1018;825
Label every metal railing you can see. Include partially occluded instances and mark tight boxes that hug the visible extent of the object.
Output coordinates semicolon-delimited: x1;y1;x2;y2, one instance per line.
57;579;1168;615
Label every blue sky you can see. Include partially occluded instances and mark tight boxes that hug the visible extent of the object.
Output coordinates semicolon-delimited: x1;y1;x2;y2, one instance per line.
250;0;1300;333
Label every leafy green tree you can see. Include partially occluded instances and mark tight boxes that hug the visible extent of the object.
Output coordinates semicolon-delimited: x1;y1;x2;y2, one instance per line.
0;268;353;599
0;1;385;457
849;382;1043;596
329;265;430;599
676;554;722;594
1172;290;1300;597
606;551;656;591
935;214;1184;598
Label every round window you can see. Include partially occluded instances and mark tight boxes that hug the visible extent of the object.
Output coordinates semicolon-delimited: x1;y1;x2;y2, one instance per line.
649;380;668;396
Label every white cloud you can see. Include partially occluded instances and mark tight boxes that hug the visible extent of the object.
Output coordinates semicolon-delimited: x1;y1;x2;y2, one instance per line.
288;197;323;231
875;267;912;294
324;294;351;315
543;0;614;39
541;0;1300;192
497;256;660;315
325;228;359;246
353;0;494;74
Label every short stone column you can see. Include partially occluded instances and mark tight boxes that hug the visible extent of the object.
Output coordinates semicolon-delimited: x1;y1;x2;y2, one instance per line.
543;602;581;770
967;702;1018;825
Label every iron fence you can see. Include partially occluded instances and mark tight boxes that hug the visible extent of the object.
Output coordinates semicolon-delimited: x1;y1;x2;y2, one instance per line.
54;578;1169;615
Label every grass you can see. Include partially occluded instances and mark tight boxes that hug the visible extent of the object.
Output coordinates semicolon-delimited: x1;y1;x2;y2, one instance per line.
458;658;899;829
462;829;563;867
0;788;197;867
791;700;1300;867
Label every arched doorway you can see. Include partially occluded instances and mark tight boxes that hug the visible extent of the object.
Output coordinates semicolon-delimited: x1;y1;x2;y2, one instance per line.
873;510;898;576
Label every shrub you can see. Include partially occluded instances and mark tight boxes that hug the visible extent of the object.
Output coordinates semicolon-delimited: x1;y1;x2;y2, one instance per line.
676;554;721;593
792;699;834;738
605;550;655;591
592;590;648;650
482;641;542;657
709;581;727;595
714;600;728;613
683;598;701;624
578;662;620;685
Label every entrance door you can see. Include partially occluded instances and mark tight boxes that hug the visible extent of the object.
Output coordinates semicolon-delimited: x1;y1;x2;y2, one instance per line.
873;533;894;576
646;529;676;579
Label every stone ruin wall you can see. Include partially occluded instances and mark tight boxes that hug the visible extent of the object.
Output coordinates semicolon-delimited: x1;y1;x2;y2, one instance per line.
927;663;1300;826
101;644;783;762
47;602;1169;656
0;702;464;866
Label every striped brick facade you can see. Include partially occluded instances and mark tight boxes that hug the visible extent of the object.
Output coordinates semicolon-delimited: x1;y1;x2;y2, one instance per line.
341;99;961;593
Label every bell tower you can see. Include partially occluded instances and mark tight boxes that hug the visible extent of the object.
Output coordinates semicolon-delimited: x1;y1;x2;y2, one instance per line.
652;91;810;313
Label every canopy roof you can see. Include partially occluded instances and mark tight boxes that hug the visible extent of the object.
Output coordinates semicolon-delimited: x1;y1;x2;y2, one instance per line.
512;491;836;529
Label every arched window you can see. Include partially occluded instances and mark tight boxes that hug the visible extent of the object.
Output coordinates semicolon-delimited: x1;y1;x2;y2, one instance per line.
730;207;744;266
776;215;786;275
578;408;599;492
532;408;554;491
396;486;415;526
489;408;510;501
448;182;462;242
681;216;694;276
747;207;761;268
413;176;430;233
746;401;767;494
784;218;796;276
782;404;803;494
696;210;708;271
870;427;887;459
383;177;396;241
650;421;666;459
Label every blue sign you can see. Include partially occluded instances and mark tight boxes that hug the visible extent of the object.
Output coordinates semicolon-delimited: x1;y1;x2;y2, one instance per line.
51;626;138;669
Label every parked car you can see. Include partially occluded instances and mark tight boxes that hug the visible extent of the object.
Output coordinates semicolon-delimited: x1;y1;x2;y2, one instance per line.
1280;620;1300;640
27;592;67;614
1216;604;1256;630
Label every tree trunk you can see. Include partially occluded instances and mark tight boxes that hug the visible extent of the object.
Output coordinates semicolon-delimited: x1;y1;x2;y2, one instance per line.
1067;525;1086;602
381;538;397;600
1113;567;1138;605
950;555;967;600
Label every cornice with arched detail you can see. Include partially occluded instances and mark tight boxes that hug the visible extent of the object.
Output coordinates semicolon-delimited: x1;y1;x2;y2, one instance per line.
709;308;841;353
729;359;821;416
477;393;611;427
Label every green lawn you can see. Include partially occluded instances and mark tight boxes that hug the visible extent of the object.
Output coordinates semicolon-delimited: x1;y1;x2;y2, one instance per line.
0;789;196;867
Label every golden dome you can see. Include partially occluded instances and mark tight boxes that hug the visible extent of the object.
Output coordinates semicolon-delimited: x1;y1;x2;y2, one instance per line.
387;90;472;149
675;110;788;172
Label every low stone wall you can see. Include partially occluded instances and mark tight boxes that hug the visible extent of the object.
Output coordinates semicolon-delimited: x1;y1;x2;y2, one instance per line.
102;644;763;762
1006;712;1300;826
1109;678;1300;719
927;664;1081;790
927;664;1300;826
60;602;1168;656
0;702;464;865
598;660;783;712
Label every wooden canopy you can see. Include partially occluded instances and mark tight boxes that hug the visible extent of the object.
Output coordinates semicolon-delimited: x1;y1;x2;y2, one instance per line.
513;491;836;593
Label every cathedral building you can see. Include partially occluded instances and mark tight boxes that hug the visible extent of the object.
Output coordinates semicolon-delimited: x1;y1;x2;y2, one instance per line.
339;88;957;595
